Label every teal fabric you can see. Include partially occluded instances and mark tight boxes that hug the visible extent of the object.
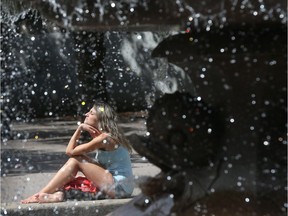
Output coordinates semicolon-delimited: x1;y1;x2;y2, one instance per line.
95;145;134;196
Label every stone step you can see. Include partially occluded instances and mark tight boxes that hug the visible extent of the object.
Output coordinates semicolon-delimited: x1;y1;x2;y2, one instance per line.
1;199;132;216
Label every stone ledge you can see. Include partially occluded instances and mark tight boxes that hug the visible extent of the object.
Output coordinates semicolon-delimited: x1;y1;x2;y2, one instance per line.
1;198;132;216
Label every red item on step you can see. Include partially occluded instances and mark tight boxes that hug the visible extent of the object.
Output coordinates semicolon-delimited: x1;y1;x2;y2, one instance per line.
64;176;97;193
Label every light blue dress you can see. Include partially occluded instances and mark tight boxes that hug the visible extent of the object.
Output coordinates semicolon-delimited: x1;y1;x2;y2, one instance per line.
95;145;134;197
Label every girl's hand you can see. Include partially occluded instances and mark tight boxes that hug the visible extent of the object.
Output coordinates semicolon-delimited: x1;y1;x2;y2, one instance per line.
79;123;100;135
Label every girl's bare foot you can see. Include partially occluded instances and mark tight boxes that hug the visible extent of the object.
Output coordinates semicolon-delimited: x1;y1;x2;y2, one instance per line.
38;191;64;203
21;194;39;204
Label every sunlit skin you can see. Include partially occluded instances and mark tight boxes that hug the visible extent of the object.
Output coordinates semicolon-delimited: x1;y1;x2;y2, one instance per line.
21;107;117;203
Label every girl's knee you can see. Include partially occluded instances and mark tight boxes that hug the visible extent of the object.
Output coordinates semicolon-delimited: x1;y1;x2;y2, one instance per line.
67;155;88;165
66;157;79;167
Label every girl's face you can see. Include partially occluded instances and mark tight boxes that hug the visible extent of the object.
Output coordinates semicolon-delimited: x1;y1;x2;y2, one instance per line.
84;107;98;127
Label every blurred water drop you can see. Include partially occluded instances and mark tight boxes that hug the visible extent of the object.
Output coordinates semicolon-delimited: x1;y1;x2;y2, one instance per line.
14;164;21;169
111;2;116;8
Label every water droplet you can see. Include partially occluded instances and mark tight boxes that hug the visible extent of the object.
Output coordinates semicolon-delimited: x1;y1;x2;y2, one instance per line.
111;2;116;8
269;60;277;66
235;154;242;160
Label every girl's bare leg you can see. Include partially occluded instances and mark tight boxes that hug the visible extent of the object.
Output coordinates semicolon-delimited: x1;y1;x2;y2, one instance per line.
21;194;40;204
37;191;64;203
21;155;114;203
21;157;78;204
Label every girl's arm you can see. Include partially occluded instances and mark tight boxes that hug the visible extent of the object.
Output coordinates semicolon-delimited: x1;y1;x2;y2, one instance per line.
66;124;116;156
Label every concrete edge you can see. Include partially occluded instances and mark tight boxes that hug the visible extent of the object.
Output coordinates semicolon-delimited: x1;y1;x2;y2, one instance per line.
1;198;132;216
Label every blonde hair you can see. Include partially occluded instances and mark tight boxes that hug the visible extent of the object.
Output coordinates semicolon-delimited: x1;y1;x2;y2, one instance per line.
93;101;132;152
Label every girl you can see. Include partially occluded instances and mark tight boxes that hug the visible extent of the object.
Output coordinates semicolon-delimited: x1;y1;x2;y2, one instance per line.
21;101;134;203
